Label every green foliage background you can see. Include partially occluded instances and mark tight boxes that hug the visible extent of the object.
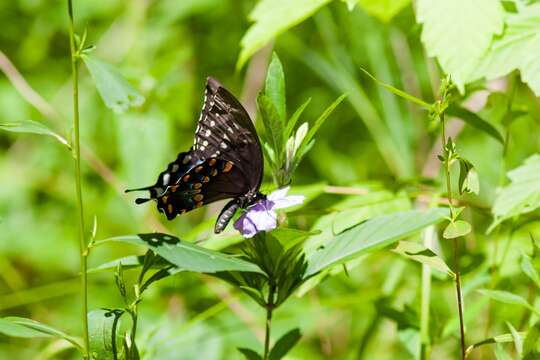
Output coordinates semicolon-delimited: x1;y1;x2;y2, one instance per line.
0;0;539;359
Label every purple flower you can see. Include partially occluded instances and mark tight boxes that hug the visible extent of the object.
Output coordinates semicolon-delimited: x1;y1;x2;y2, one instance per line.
234;187;304;238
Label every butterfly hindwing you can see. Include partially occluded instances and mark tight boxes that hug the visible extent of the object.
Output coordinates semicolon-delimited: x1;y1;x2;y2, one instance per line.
156;158;250;220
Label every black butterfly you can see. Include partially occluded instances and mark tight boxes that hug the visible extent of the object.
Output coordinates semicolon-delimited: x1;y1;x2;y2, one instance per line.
126;77;265;233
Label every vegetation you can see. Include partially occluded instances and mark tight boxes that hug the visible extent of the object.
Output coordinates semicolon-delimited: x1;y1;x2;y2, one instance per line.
0;0;539;359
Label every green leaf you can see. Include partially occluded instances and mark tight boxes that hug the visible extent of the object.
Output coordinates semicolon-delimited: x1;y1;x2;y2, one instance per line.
305;208;448;276
458;158;480;195
507;322;523;357
476;4;540;96
352;0;411;22
94;234;263;274
258;94;284;162
88;309;122;360
477;289;539;315
238;348;263;360
265;53;286;125
392;241;455;278
489;154;540;232
416;0;504;91
446;105;504;144
237;0;331;68
443;220;472;239
494;344;513;360
524;321;540;359
297;94;346;160
285;98;311;140
466;332;525;357
82;54;144;113
360;68;430;109
521;253;540;289
269;328;302;360
0;317;83;351
0;120;69;148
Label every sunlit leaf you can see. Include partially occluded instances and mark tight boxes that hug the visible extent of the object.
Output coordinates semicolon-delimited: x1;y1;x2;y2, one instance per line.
477;289;539;315
238;0;331;68
465;332;525;357
489;154;540;232
443;220;472;239
265;52;286;125
521;253;540;289
476;4;540;96
82;54;144;113
285;98;311;140
392;241;455;278
88;309;122;360
360;68;430;109
507;322;523;357
350;0;411;22
305;208;448;276
95;233;263;274
258;94;284;162
0;317;83;352
0;120;69;148
416;0;504;91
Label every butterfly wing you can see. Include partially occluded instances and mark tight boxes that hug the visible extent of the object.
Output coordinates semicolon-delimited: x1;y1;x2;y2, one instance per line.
127;77;264;227
192;77;263;191
156;158;250;220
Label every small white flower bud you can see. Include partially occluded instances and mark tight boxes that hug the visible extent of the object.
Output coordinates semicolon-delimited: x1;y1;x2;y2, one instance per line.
294;122;309;154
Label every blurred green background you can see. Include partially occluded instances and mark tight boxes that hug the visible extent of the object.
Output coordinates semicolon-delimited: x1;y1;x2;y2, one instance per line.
1;0;539;359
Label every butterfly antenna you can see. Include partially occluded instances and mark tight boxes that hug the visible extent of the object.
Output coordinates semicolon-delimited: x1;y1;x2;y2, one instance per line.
135;197;152;204
125;185;153;193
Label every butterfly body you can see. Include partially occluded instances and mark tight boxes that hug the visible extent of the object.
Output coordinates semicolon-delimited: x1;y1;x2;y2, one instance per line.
127;77;264;233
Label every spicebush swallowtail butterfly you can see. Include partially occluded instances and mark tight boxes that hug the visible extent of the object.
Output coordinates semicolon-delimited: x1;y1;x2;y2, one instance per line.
126;77;264;233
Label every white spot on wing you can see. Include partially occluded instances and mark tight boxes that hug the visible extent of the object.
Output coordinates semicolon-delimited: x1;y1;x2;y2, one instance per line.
220;142;228;149
205;129;211;136
171;164;179;172
163;173;170;185
203;140;209;146
210;120;215;127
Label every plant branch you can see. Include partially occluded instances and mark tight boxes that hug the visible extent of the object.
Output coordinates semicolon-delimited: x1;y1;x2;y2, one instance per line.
67;0;89;357
264;282;276;360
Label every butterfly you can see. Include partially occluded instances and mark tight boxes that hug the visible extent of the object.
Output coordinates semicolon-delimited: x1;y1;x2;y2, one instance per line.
126;77;265;234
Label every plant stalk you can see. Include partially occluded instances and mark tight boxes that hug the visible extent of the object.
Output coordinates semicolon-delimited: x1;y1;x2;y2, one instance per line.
441;113;466;359
420;226;435;360
67;0;89;357
264;283;276;360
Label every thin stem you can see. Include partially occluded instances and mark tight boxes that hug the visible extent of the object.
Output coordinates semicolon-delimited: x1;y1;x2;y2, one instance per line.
67;0;89;357
420;226;434;360
441;113;466;359
264;283;276;360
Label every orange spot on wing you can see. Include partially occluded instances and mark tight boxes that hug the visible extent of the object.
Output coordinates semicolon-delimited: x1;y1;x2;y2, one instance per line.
195;201;203;208
194;194;204;202
193;183;202;189
167;204;173;214
209;159;217;166
223;162;233;173
202;176;210;183
195;166;204;173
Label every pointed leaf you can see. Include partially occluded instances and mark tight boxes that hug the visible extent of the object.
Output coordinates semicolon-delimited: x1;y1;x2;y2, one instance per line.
82;54;144;113
258;94;284;161
478;289;539;315
443;220;472;239
0;317;83;351
237;0;331;68
392;241;455;278
507;322;523;357
447;105;504;144
88;309;123;360
269;328;302;360
490;154;540;231
238;348;263;360
265;53;286;125
521;253;540;289
360;68;430;109
0;120;69;148
285;98;311;140
94;234;263;274
466;332;525;357
305;208;449;276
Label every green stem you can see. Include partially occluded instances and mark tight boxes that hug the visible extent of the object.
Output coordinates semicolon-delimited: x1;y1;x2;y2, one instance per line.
441;113;466;359
420;226;434;360
264;283;276;360
67;0;89;357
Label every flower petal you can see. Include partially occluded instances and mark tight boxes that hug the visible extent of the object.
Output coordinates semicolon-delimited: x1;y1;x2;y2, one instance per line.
267;186;290;201
272;195;305;209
